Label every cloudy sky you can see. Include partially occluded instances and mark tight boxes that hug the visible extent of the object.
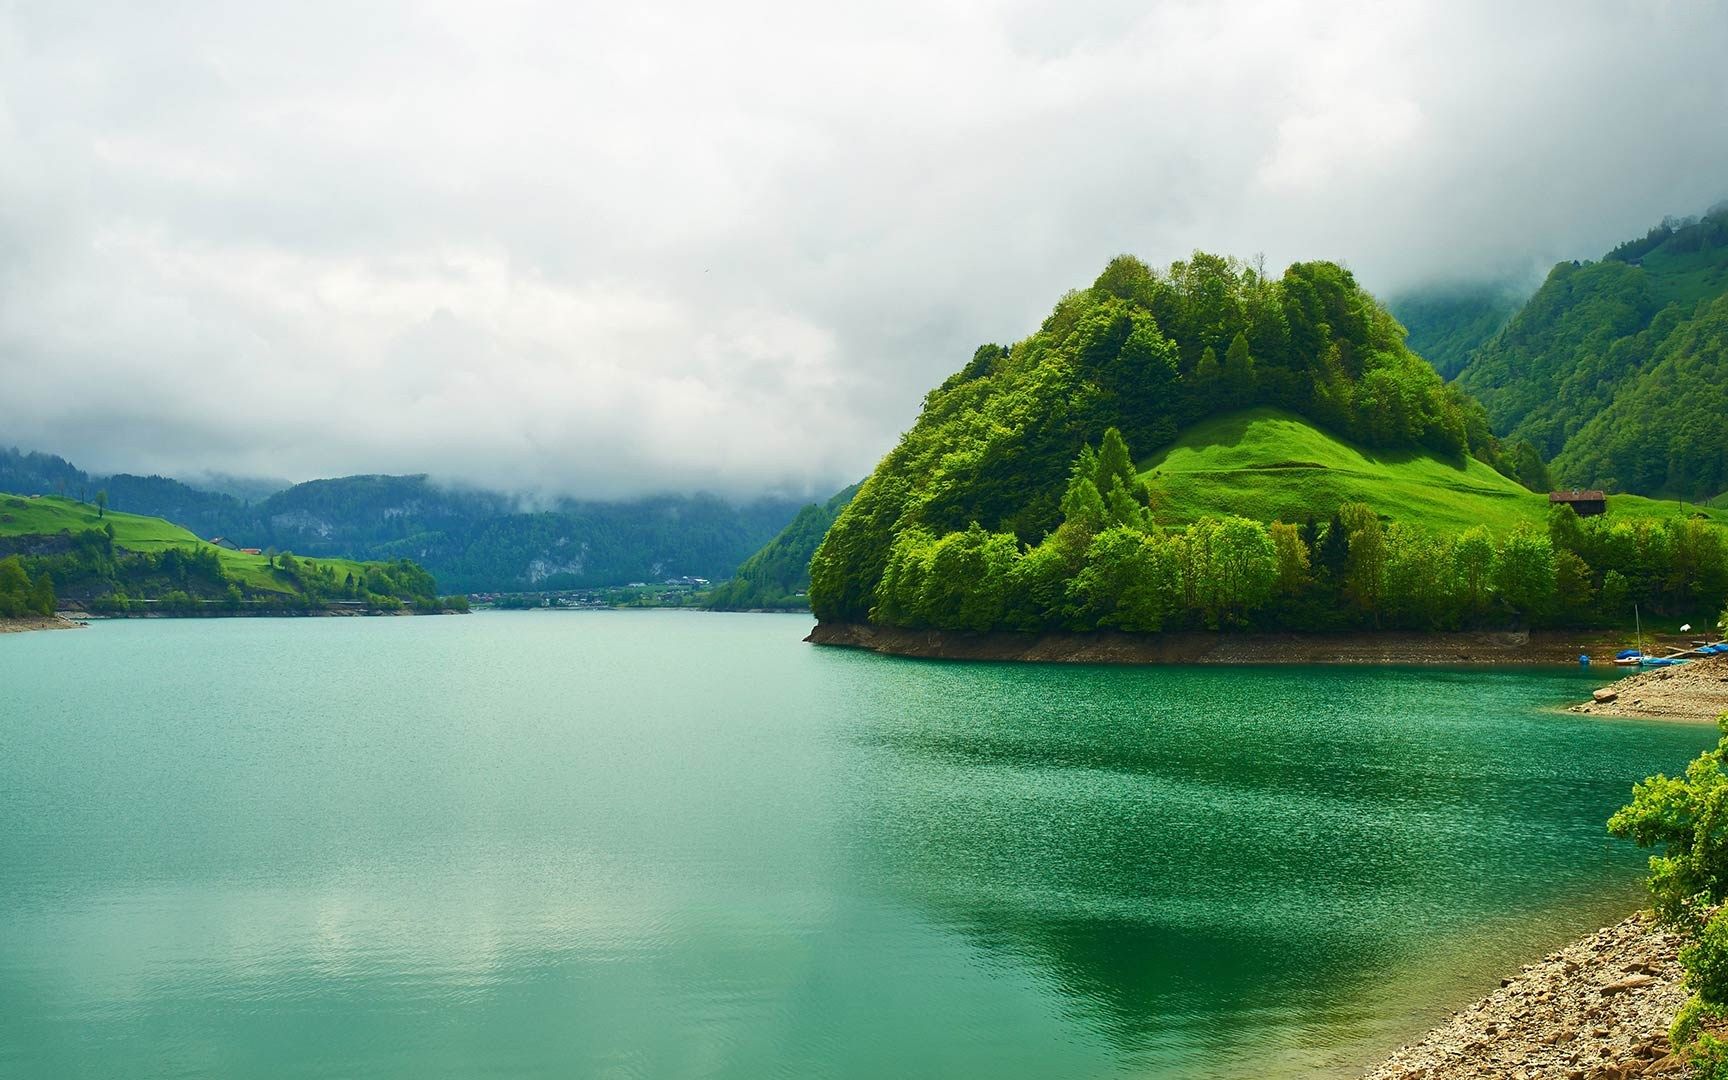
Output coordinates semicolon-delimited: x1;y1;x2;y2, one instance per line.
3;1;1726;498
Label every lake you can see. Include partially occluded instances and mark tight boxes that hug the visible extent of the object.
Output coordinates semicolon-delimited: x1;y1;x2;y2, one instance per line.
0;612;1711;1079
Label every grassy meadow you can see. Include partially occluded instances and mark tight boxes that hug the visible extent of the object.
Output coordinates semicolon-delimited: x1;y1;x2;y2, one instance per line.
0;494;379;595
1138;409;1728;533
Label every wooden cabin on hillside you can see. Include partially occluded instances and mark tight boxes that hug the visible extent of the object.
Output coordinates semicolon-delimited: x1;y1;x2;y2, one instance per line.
1549;489;1607;517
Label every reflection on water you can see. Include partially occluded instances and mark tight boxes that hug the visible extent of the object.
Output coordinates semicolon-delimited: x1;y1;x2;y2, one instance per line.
842;662;1685;1076
0;614;1709;1079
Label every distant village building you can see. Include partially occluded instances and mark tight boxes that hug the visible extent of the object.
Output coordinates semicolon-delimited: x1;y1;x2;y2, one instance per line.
239;547;263;556
1549;489;1608;517
209;536;240;551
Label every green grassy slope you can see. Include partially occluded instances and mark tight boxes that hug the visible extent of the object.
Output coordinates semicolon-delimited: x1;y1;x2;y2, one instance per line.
1137;409;1728;532
0;494;375;594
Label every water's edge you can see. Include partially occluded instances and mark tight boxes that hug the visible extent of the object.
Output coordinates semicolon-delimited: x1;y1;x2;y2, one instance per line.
1361;911;1682;1078
807;620;1633;665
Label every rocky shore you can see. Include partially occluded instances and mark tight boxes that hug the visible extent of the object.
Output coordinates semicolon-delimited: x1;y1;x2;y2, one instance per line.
1364;913;1687;1079
0;613;83;634
807;621;1656;665
1569;656;1728;722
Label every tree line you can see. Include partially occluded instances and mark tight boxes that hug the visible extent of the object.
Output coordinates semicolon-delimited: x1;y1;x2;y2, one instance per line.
864;429;1727;634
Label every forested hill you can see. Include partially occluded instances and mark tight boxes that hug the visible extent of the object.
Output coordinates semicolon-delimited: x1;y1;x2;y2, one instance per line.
0;447;805;593
807;252;1728;637
706;483;861;610
812;252;1516;625
1455;206;1728;500
0;447;262;541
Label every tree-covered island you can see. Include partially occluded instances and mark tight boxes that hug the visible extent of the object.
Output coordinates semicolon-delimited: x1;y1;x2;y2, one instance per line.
809;254;1728;637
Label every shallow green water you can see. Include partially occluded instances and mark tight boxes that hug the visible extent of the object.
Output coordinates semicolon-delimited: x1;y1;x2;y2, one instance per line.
0;612;1711;1079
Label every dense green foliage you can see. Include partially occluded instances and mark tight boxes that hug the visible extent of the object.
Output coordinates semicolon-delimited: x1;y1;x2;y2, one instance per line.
810;252;1685;627
1457;206;1728;501
0;448;805;593
858;425;1727;634
706;483;861;610
0;555;54;617
0;494;460;613
1386;282;1526;378
1552;291;1728;499
1609;715;1728;1073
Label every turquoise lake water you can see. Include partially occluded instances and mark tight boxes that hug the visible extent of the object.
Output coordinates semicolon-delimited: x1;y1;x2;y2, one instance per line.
0;611;1713;1079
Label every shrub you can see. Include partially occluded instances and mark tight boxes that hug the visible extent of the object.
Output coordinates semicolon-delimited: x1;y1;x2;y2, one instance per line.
1612;714;1728;1068
1608;717;1728;923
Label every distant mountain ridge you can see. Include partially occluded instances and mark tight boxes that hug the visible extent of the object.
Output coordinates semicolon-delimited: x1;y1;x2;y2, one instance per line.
1453;205;1728;500
0;446;804;593
706;482;861;610
1386;281;1528;379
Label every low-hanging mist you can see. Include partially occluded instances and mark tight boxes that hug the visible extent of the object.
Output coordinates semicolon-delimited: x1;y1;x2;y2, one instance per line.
3;0;1726;497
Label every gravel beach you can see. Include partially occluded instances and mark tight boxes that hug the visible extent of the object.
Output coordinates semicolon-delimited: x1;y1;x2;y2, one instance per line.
1363;914;1688;1079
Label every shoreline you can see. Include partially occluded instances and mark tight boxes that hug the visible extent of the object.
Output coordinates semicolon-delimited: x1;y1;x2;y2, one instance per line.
807;621;1659;666
1566;656;1728;722
0;613;84;634
1362;912;1686;1078
64;607;463;621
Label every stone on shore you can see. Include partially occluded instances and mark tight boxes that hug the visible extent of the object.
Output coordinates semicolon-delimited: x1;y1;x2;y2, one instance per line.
1362;913;1687;1079
1570;656;1728;721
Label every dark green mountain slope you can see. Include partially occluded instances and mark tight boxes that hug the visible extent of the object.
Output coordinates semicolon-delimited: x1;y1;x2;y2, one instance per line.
1386;283;1525;378
1456;207;1728;497
244;477;801;593
1550;291;1728;499
706;483;861;610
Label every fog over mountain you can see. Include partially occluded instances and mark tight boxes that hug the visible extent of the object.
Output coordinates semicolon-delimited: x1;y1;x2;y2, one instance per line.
3;1;1726;498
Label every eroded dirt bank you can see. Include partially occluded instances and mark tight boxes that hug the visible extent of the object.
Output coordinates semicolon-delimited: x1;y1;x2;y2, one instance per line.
807;622;1655;665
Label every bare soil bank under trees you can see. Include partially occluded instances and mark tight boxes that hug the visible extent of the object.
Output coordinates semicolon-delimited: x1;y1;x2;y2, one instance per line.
806;622;1675;666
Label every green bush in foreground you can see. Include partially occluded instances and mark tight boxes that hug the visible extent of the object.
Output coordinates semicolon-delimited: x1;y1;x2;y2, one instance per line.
1610;715;1728;1070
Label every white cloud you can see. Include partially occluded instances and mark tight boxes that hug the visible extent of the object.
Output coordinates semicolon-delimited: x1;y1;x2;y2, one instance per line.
1;0;1725;496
